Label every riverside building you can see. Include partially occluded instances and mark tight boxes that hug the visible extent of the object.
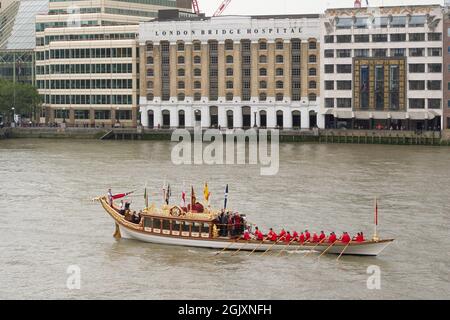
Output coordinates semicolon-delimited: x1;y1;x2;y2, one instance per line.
138;14;322;129
35;0;193;127
320;5;444;131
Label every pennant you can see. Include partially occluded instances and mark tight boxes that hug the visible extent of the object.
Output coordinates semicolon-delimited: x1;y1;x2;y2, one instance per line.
144;187;148;208
191;186;196;206
181;183;186;207
223;184;229;210
204;182;210;202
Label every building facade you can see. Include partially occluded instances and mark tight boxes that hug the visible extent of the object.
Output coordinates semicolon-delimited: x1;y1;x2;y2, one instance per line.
35;0;192;127
320;5;444;131
443;6;450;130
138;15;321;129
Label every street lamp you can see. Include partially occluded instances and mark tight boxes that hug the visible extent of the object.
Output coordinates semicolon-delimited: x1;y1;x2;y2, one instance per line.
11;107;15;126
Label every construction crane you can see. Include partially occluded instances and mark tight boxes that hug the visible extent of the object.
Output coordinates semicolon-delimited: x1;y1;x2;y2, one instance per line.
191;0;232;16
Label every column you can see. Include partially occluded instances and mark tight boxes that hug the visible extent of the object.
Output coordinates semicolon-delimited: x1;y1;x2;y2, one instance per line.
201;105;210;128
218;106;227;128
154;106;162;128
301;109;310;129
233;105;242;128
233;41;242;99
283;107;292;129
69;108;75;126
153;44;161;99
267;41;275;100
218;41;226;100
300;40;309;99
251;106;259;127
283;40;291;100
141;107;149;127
170;107;178;128
169;43;177;100
185;43;193;99
201;42;209;100
251;41;259;100
317;113;325;129
89;108;95;127
267;107;276;128
185;108;193;128
139;45;147;99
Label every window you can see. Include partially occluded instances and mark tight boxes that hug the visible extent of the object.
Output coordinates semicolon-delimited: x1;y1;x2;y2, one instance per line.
276;68;284;76
324;50;334;58
147;69;154;77
259;68;267;76
409;64;425;73
308;93;317;101
259;93;267;101
428;64;442;73
276;81;284;89
194;93;201;101
260;81;267;89
427;80;441;90
336;64;351;73
309;55;317;63
308;41;317;50
336;35;352;43
147;81;153;89
372;34;388;42
428;48;442;57
354;49;369;57
428;33;442;41
337;98;352;108
309;68;317;76
336;49;351;58
177;42;185;51
409;98;425;109
146;43;153;51
409;16;426;28
325;81;334;90
325;64;334;73
226;55;233;64
226;92;234;101
178;69;185;77
409;48;425;57
337;80;352;90
354;17;368;29
226;68;233;76
259;55;267;63
325;98;334;108
194;81;201;89
146;56;153;64
324;35;334;43
177;93;185;101
194;56;201;64
276;93;284;101
276;55;284;63
354;34;370;43
276;41;284;50
226;81;233;89
390;34;406;42
225;40;234;50
409;81;425;90
147;93;154;101
428;99;441;109
194;69;201;76
177;81;185;89
259;41;267;50
193;41;201;51
390;16;406;28
373;49;387;57
309;81;317;89
178;56;185;64
409;33;425;42
336;18;352;30
391;48;406;57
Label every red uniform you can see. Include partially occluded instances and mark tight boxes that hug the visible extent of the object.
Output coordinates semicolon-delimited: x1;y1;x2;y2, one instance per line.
304;231;311;241
319;233;326;241
298;233;305;243
312;233;319;243
279;229;286;240
268;230;277;241
284;233;292;243
292;231;299;240
256;231;264;241
243;231;251;240
328;233;337;243
341;233;351;243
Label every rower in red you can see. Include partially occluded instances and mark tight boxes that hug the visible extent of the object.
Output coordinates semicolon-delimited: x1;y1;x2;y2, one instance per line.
298;232;305;244
340;232;351;243
353;232;365;242
279;228;287;240
304;230;311;241
292;231;299;241
267;228;277;241
328;232;337;243
243;229;251;240
319;231;326;242
284;231;292;243
312;232;319;243
254;227;264;241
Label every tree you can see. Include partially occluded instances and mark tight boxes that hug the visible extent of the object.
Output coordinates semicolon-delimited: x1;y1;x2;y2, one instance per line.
0;80;42;122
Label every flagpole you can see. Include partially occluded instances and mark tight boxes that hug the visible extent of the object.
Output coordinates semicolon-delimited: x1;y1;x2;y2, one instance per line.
373;197;379;242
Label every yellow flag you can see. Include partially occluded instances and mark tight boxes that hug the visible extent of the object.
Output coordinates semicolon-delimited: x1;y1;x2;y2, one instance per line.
204;182;210;202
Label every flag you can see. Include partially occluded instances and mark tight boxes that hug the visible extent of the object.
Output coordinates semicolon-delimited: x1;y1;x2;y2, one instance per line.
375;198;378;226
181;185;186;207
165;184;171;205
191;186;196;206
203;182;210;202
112;191;134;200
223;184;229;210
144;187;148;208
162;180;167;204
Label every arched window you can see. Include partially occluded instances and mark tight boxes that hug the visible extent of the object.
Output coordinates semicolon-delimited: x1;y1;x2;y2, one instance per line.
146;42;153;51
193;41;201;51
276;93;284;101
177;41;185;51
309;55;317;63
259;92;267;101
309;41;317;50
226;92;234;101
276;55;284;63
147;69;154;77
147;56;154;64
225;40;234;50
259;55;267;63
309;81;317;89
276;81;284;89
194;92;201;101
147;93;154;101
259;68;267;76
276;41;284;50
194;55;201;64
194;81;201;89
259;41;267;50
260;80;267;89
178;81;185;89
276;68;284;76
147;81;153;89
226;68;233;76
178;68;185;77
178;56;185;64
309;68;317;76
226;55;233;64
308;93;317;101
177;93;185;101
226;81;233;89
194;68;201;77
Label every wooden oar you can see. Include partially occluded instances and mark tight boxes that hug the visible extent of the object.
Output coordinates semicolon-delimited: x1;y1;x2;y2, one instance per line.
336;240;352;261
231;240;250;256
304;238;326;257
248;237;268;256
318;241;337;259
215;238;239;256
276;237;297;257
262;237;283;256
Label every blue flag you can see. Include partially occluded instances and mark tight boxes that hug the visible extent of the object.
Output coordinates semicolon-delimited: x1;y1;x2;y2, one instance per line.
224;184;229;210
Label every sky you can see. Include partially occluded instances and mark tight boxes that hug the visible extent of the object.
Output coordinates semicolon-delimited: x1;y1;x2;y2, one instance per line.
198;0;446;16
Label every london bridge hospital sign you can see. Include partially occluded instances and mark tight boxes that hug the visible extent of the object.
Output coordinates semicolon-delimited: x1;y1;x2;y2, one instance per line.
140;18;320;43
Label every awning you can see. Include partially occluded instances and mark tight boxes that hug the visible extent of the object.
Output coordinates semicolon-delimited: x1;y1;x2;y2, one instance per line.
354;111;371;119
428;110;440;119
336;111;353;119
373;112;390;120
324;109;335;115
408;112;426;120
390;112;407;120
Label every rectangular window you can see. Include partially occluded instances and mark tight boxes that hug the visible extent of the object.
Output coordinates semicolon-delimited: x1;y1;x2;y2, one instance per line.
360;65;369;109
391;48;406;57
324;35;334;43
428;64;442;73
409;48;425;57
427;80;441;90
325;80;334;90
428;48;442;57
428;33;442;41
354;34;370;43
354;49;369;57
409;98;425;109
337;98;352;108
372;34;388;42
390;33;406;42
336;49;351;58
373;49;387;57
409;81;425;90
409;33;425;41
389;65;400;110
409;64;425;73
428;99;441;109
324;49;334;58
337;80;351;90
325;98;334;108
336;35;352;43
336;64;352;73
375;65;384;110
324;64;334;73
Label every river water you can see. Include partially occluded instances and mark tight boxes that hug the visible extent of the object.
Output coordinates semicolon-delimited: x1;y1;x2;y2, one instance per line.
0;138;448;299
